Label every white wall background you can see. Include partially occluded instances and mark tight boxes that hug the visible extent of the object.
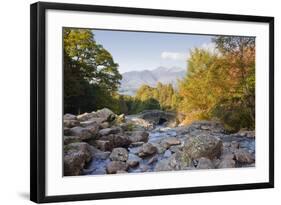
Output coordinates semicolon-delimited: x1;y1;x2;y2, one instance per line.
0;0;279;204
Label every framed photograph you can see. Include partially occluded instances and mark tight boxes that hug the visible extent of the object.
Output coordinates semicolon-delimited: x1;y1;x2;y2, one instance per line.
30;2;274;203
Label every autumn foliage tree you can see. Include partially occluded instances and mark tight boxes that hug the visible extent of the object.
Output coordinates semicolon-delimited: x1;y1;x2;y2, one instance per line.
178;36;255;132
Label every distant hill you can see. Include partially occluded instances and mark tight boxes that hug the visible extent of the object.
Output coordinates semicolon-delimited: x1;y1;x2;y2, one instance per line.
119;66;186;96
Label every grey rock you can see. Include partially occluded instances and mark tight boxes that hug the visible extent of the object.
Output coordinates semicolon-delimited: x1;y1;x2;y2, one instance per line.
127;154;142;167
128;131;149;143
64;127;71;136
64;142;92;176
218;158;236;168
169;145;182;153
161;137;181;149
234;149;255;163
106;161;128;174
64;120;80;128
238;130;255;138
196;157;215;169
100;122;110;129
90;147;111;160
154;143;167;154
94;140;112;151
99;127;122;136
64;113;77;121
93;108;116;122
69;126;93;140
77;112;96;122
109;148;128;162
80;118;106;127
64;135;81;145
138;143;157;158
99;134;130;148
183;134;223;160
130;141;145;147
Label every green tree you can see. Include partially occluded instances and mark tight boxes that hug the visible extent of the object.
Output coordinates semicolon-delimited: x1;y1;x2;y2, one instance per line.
63;28;122;114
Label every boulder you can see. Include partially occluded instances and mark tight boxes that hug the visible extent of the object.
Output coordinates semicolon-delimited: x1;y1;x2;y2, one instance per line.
169;152;191;170
109;148;129;162
106;161;128;174
127;154;142;167
90;146;111;160
161;137;181;149
193;121;225;133
84;123;99;136
64;142;92;176
154;158;173;172
130;141;145;147
69;126;93;141
99;127;122;136
119;123;134;131
154;143;167;154
64;113;77;121
64;127;71;136
138;143;157;158
114;135;131;147
77;112;96;122
234;149;255;164
128;131;149;143
169;145;182;153
238;130;255;138
80;118;106;127
99;134;131;148
196;157;215;169
100;122;110;129
93;108;116;122
183;134;223;160
94;140;112;151
64;120;80;128
154;152;191;172
64;136;81;145
218;158;236;168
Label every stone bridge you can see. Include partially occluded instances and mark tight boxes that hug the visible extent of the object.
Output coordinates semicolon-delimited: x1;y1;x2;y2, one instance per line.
138;110;177;125
126;110;185;128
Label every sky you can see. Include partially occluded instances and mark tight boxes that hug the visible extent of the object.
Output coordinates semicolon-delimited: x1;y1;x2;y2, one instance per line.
93;29;214;73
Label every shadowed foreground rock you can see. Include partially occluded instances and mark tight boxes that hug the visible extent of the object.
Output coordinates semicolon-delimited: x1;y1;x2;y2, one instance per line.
64;142;92;176
183;135;223;160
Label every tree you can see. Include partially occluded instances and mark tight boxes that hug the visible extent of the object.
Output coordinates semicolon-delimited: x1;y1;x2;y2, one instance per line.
64;28;122;114
178;36;255;132
212;36;255;131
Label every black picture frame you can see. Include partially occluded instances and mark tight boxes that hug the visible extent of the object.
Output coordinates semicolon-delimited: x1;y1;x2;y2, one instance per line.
30;1;274;203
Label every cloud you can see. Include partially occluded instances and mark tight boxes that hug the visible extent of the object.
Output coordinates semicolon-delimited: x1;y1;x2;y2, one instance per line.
161;51;188;61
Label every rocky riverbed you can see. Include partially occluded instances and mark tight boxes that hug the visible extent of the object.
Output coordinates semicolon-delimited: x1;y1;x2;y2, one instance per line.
63;108;255;176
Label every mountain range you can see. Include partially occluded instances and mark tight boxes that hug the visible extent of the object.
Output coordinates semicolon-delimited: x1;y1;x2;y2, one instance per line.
118;66;186;96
